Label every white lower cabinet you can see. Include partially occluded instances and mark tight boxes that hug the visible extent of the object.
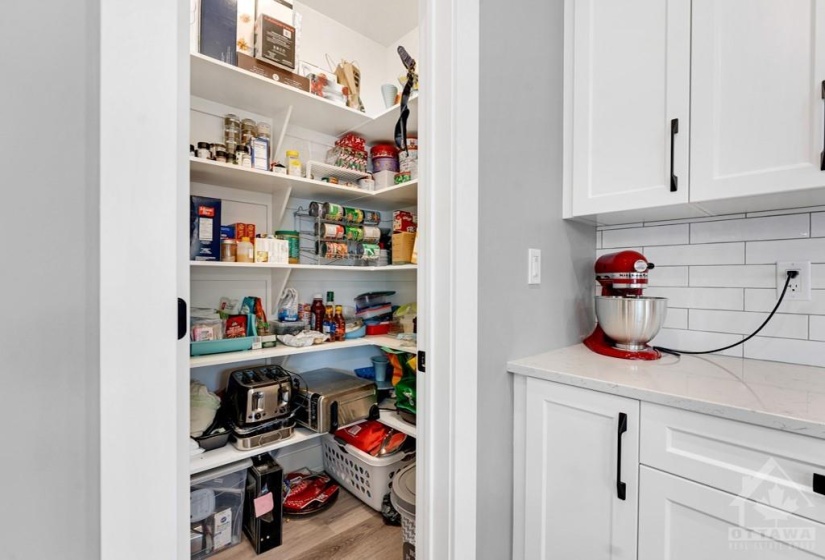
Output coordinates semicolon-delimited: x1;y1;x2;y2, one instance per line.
518;378;639;559
639;466;825;559
513;378;825;559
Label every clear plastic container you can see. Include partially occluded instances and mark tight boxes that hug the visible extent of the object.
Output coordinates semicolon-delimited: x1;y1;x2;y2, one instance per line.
190;459;252;559
236;238;254;263
256;121;271;140
270;320;308;335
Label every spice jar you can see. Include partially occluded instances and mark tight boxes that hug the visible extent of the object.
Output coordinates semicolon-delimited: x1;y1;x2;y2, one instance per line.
197;142;211;159
286;150;302;177
215;150;228;163
237;237;254;263
221;239;237;262
235;145;251;167
241;119;257;146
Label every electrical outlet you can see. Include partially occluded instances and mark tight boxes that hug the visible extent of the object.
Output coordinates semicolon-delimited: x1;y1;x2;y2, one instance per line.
777;261;811;301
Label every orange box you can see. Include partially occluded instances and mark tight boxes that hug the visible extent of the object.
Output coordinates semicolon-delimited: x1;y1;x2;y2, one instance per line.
232;223;256;240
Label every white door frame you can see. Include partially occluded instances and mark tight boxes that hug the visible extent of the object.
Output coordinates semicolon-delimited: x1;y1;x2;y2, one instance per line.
419;0;479;557
97;0;479;557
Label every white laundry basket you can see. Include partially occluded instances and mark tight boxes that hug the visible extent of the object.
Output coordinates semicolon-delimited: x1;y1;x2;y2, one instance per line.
321;433;415;511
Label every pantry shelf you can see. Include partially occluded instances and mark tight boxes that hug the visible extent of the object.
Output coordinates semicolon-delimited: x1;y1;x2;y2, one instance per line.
190;157;418;210
378;398;417;438
350;94;419;143
190;334;417;369
190;427;322;475
190;261;417;272
191;53;369;136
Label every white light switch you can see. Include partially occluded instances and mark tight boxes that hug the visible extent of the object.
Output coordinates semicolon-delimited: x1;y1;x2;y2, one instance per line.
528;249;541;285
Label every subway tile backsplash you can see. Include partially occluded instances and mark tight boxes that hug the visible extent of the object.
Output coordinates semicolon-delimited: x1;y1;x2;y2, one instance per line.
596;208;825;367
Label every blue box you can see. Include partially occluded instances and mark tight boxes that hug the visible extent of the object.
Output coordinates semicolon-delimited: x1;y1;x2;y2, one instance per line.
200;0;238;66
221;225;236;240
190;196;222;261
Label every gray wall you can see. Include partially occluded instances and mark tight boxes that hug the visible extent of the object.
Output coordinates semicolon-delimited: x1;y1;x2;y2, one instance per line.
0;1;100;558
477;0;596;558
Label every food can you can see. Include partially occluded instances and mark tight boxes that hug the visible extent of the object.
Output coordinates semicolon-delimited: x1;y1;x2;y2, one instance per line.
275;230;300;264
309;201;323;217
323;203;344;222
362;226;381;243
315;223;344;239
361;243;380;260
343;207;364;224
363;210;381;225
345;226;364;241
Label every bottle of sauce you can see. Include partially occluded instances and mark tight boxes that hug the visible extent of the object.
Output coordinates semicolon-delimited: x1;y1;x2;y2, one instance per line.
237;237;254;262
324;291;335;339
334;305;346;341
310;294;325;332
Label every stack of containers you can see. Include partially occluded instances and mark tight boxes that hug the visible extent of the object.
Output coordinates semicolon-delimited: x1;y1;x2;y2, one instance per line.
371;143;399;189
327;133;368;172
354;291;395;335
398;137;418;180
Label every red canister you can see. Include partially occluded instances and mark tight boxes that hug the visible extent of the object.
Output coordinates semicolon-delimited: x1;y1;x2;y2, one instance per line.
370;143;399;173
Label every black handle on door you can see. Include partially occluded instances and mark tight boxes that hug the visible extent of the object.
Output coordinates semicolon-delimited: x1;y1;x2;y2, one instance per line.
670;118;679;191
177;298;187;340
820;81;825;171
617;412;628;500
814;473;825;495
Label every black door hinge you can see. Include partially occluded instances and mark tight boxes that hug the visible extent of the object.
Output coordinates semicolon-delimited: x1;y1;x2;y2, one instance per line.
177;298;187;340
418;351;426;373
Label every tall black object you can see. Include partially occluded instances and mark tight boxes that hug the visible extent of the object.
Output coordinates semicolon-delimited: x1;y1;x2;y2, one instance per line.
243;455;284;554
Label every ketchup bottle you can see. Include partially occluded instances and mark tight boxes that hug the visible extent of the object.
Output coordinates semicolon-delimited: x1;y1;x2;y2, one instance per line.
311;294;325;332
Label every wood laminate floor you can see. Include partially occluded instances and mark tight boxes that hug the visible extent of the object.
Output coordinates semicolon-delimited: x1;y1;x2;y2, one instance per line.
212;489;403;560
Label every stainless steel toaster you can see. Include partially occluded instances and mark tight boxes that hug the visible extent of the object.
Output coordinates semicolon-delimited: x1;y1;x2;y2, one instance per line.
292;368;377;433
224;366;293;427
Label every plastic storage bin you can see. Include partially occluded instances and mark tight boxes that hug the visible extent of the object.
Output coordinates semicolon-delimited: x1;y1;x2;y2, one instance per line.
391;463;416;559
190;459;252;559
322;433;414;511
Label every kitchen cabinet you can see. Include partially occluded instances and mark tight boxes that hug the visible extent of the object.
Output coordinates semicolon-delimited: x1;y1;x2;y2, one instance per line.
639;466;825;559
513;374;825;559
519;378;639;559
690;0;825;203
564;0;691;216
564;0;825;221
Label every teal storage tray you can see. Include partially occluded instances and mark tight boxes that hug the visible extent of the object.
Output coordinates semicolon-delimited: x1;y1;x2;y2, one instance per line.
190;336;255;356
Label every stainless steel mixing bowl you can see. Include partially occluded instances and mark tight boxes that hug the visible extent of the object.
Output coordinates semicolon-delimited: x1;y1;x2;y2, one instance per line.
595;296;668;351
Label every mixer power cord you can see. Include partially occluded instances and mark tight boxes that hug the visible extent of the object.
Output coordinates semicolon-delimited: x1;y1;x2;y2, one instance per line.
654;270;798;357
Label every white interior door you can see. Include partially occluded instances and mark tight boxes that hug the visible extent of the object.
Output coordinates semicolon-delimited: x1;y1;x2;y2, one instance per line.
639;466;825;558
690;0;825;203
566;0;691;217
523;380;639;559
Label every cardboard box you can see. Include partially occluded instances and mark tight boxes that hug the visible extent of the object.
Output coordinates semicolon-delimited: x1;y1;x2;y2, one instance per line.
200;0;238;65
255;14;295;71
237;53;309;92
232;223;256;241
220;225;236;239
236;0;256;56
392;232;416;264
256;0;293;24
250;137;269;170
393;211;417;234
190;196;222;261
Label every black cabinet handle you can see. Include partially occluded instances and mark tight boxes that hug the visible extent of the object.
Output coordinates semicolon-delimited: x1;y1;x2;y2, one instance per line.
820;81;825;171
177;298;187;340
670;118;679;191
617;412;627;500
814;473;825;495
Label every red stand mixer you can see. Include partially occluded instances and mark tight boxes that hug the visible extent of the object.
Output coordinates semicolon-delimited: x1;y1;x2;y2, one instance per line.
583;250;667;360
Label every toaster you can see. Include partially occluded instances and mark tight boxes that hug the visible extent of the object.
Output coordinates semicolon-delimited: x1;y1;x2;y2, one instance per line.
292;368;378;433
224;366;293;427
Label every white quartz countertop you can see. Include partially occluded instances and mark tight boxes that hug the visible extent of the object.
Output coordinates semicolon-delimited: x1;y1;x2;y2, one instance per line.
508;344;825;439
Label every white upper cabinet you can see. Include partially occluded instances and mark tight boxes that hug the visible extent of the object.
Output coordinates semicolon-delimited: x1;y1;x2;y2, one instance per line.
565;0;691;217
690;0;825;203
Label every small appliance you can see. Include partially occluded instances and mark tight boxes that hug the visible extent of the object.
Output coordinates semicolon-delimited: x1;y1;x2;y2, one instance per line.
223;366;296;450
583;250;667;360
292;368;378;433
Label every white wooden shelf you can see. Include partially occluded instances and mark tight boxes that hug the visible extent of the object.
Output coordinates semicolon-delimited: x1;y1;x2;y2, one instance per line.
305;161;370;183
350;95;419;143
190;157;418;210
190;261;416;272
191;53;369;136
190;334;417;369
190;427;322;475
378;398;417;438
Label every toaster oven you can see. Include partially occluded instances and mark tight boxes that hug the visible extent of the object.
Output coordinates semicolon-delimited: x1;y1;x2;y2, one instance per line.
292;368;377;433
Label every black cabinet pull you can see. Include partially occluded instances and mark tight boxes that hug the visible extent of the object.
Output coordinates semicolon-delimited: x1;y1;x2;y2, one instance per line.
617;412;627;500
177;298;187;340
814;473;825;495
670;118;679;191
820;81;825;171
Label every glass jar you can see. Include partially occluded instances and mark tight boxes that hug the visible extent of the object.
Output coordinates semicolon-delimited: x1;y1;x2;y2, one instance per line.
286;150;302;177
257;121;271;141
237;237;254;262
215;150;228;163
234;145;249;166
241;119;257;146
196;142;211;159
221;239;237;262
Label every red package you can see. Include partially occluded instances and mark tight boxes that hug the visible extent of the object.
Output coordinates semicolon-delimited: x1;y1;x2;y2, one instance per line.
283;472;339;513
224;315;248;338
335;420;407;456
392;210;417;233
